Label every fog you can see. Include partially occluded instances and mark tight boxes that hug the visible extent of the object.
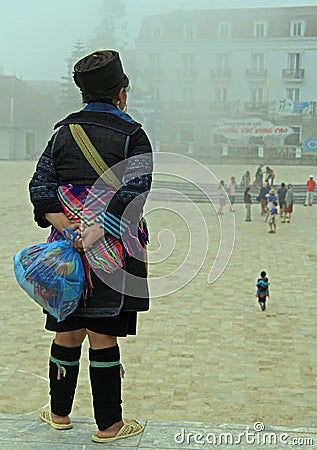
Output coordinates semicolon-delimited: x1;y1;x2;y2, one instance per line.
1;1;317;432
2;0;317;164
1;0;315;80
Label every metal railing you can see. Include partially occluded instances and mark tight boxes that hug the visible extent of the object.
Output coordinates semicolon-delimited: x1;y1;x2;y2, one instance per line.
282;68;305;81
245;68;267;80
210;68;232;78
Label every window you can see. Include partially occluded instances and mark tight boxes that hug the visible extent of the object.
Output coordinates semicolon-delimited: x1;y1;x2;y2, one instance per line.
151;24;161;38
217;53;229;72
288;52;301;70
290;20;306;37
25;131;35;159
284;53;304;79
182;54;194;70
184;86;193;105
151;87;160;101
149;54;161;70
285;126;301;145
254;21;267;37
251;53;265;71
218;22;230;38
183;23;196;38
286;88;300;102
215;86;227;102
250;87;264;104
179;123;194;144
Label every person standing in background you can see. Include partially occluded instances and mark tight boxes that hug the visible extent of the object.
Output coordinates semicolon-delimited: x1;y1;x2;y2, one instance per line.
217;180;227;215
257;181;268;216
304;175;316;207
240;170;251;188
254;163;264;189
227;176;237;212
265;166;276;186
277;182;287;218
244;186;252;221
283;184;294;223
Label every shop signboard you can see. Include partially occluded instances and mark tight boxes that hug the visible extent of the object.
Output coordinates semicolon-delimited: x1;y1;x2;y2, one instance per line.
214;118;294;140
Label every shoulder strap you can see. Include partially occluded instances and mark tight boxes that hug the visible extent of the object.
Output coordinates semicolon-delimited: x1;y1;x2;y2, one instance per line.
69;123;121;189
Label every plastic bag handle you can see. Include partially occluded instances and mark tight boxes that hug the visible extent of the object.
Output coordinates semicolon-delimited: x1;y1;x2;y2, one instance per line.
62;228;78;244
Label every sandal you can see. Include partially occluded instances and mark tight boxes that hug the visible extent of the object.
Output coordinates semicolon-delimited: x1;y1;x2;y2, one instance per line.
40;408;73;430
92;419;144;443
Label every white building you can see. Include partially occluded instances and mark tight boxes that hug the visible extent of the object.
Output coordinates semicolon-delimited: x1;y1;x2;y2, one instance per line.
135;6;317;163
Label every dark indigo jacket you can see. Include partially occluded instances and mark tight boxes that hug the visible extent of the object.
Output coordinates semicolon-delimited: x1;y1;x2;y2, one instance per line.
29;105;152;316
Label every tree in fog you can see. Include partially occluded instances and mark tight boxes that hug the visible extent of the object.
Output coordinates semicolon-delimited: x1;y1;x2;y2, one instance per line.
88;0;128;50
60;40;87;113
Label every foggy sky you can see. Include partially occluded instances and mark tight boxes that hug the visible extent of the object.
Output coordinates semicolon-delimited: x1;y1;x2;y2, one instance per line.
1;0;316;81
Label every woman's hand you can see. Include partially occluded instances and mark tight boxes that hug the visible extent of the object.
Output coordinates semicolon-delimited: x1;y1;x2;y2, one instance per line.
45;213;84;252
64;224;83;252
81;222;105;249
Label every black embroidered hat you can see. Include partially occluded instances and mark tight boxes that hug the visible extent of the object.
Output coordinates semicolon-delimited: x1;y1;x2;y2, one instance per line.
73;50;128;94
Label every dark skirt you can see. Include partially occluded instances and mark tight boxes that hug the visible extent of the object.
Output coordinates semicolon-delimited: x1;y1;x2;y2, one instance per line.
45;311;137;337
284;202;293;213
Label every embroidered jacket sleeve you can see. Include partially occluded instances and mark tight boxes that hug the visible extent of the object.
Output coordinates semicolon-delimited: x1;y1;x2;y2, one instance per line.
104;128;153;236
29;134;63;228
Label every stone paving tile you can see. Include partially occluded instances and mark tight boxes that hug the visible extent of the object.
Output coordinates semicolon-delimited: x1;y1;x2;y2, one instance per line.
0;415;144;448
140;421;317;449
1;416;316;450
1;162;317;432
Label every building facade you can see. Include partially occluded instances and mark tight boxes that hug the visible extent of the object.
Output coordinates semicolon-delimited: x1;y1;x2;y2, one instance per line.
135;6;317;164
0;76;59;160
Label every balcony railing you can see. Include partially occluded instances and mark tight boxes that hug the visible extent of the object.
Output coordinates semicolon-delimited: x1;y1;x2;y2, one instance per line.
142;69;162;79
244;102;269;113
245;68;267;80
282;68;305;81
210;101;232;112
210;68;232;79
176;69;197;81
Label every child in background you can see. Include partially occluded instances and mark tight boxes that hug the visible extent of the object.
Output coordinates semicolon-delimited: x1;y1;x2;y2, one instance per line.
268;201;278;233
265;188;277;222
256;271;270;311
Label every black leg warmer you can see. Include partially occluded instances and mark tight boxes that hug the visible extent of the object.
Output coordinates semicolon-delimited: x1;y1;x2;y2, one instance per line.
49;342;81;417
89;345;122;431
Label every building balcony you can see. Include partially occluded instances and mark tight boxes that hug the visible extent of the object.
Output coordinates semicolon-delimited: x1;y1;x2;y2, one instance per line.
142;69;163;80
282;68;305;81
176;69;197;81
245;68;267;80
210;68;232;79
210;101;232;112
244;102;269;113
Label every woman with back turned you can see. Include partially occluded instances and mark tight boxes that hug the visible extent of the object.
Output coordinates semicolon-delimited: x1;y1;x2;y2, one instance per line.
29;50;152;443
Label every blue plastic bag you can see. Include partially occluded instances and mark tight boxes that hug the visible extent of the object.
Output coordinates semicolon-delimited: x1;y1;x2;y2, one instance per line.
13;228;85;322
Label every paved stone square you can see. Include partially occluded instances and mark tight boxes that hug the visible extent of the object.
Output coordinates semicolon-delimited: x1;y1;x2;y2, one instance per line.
0;161;316;448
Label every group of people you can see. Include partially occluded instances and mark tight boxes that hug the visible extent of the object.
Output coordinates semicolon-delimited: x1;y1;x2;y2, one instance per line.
252;164;276;189
254;182;295;231
217;166;294;232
